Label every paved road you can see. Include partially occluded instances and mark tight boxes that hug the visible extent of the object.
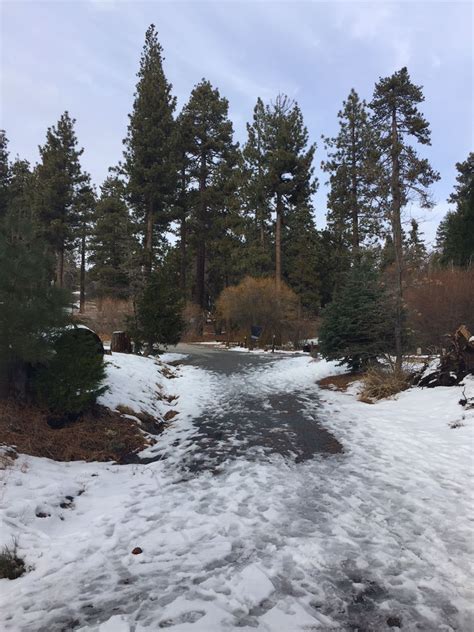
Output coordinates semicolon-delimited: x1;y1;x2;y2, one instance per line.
168;344;342;472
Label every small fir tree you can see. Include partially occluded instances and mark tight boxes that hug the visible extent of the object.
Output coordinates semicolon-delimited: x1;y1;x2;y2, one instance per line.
128;268;184;351
318;262;395;371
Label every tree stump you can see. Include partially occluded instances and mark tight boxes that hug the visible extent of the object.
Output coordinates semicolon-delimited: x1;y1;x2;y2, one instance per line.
111;331;132;354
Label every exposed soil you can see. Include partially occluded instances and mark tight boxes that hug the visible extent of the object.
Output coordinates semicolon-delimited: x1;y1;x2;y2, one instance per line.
317;373;360;391
0;400;154;463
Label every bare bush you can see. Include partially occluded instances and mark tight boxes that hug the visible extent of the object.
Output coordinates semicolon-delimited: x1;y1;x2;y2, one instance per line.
78;297;134;340
405;267;474;351
216;276;313;345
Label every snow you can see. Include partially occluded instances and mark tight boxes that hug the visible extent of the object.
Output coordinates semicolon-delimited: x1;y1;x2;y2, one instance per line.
0;353;473;631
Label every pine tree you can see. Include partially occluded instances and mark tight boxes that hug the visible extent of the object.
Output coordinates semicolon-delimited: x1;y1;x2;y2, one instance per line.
322;89;381;259
436;153;474;266
262;95;317;292
74;176;96;313
122;24;177;275
0;162;69;397
318;261;395;371
242;98;273;276
35;111;86;287
179;79;239;308
0;130;10;219
127;267;184;351
89;177;136;300
405;218;427;270
282;205;321;314
370;67;439;368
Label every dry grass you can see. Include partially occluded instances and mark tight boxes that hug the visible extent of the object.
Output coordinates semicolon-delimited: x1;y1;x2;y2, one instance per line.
0;543;26;580
358;367;411;402
317;373;361;392
0;400;154;463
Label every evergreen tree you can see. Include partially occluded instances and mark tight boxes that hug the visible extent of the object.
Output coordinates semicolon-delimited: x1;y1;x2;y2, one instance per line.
322;89;381;258
262;95;317;292
89;177;136;299
405;218;427;270
0;130;10;219
179;79;239;308
74;176;96;313
35;111;86;287
370;67;439;368
318;261;395;371
0;166;69;397
436;153;474;266
282;205;321;314
127;267;184;351
122;24;177;275
242;98;273;276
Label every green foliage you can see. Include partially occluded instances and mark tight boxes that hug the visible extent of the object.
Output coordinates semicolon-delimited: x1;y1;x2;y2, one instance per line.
437;153;474;267
33;328;106;417
0;168;70;393
89;177;136;298
178;79;239;307
0;130;10;219
322;89;381;256
318;262;395;371
122;24;177;272
128;269;184;350
35;111;86;278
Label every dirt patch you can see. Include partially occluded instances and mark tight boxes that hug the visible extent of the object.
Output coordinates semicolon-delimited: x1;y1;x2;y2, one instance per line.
317;373;360;392
0;400;154;463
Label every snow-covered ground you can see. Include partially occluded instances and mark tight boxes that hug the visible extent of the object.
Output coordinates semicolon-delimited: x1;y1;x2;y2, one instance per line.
0;352;473;631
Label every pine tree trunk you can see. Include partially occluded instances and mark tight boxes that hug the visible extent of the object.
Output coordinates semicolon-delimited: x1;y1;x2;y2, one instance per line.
195;243;206;308
275;193;282;293
79;227;86;314
390;105;404;371
56;247;64;288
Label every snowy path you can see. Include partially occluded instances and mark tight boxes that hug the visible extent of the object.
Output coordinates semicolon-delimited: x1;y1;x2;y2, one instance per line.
0;348;473;631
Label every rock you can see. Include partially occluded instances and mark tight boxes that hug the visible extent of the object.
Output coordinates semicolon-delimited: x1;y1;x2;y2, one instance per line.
131;547;142;555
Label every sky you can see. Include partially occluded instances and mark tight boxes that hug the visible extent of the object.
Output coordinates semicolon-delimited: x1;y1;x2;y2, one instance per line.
1;0;473;245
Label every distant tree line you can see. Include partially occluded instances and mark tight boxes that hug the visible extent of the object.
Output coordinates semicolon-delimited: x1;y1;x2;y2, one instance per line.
1;24;472;373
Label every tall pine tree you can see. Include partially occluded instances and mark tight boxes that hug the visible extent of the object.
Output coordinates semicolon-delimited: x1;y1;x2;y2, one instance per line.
122;24;177;275
261;95;316;292
322;89;381;260
0;130;10;219
35;111;86;287
370;67;439;368
179;79;239;308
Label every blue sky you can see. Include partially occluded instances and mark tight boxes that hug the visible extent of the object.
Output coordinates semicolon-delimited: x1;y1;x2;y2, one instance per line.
1;0;473;244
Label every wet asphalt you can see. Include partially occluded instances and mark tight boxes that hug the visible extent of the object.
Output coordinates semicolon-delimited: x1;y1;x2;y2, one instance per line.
167;344;342;472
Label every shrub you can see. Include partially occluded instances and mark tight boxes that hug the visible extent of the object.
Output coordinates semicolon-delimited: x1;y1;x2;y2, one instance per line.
216;276;301;344
359;366;411;401
33;328;106;420
319;262;396;371
0;543;26;580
